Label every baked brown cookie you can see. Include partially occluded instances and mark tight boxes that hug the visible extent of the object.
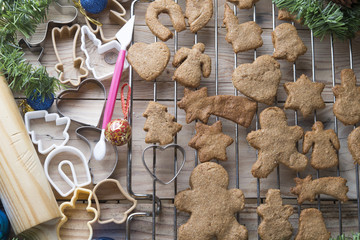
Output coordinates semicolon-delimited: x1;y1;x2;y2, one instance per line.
185;0;213;33
348;126;360;164
333;69;360;125
295;208;331;240
284;74;325;117
278;9;301;24
246;107;307;178
232;55;281;105
272;23;307;62
291;175;349;204
257;189;293;240
174;162;248;240
303;121;340;169
145;0;186;41
223;3;263;53
143;101;182;145
172;43;211;88
178;87;257;127
127;42;170;81
227;0;259;9
188;121;233;163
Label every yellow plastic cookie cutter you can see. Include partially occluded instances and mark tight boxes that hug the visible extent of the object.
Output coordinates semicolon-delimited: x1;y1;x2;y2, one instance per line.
57;188;98;240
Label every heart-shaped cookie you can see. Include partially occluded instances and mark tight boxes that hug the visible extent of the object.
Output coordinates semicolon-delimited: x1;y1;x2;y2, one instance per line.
76;126;118;184
56;79;106;127
232;55;281;105
142;144;186;185
126;42;170;81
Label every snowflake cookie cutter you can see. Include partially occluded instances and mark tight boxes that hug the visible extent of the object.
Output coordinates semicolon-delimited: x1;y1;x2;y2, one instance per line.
24;110;71;154
80;25;129;81
93;179;137;224
57;188;98;240
44;146;92;197
142;144;186;185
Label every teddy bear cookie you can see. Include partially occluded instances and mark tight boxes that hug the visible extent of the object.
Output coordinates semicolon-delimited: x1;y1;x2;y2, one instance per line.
145;0;186;41
232;55;281;105
272;23;307;62
223;3;263;53
174;162;248;240
295;208;331;240
303;121;340;169
185;0;213;33
227;0;259;9
246;107;308;178
284;74;325;118
257;189;293;240
172;43;211;88
348;126;360;164
143;101;182;145
333;69;360;125
127;42;170;81
188;121;233;163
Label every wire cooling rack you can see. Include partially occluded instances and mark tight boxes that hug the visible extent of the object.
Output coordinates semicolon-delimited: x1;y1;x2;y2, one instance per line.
124;0;360;239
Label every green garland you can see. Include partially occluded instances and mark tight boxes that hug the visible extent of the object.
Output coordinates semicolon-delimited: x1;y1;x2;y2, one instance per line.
273;0;360;40
0;0;61;101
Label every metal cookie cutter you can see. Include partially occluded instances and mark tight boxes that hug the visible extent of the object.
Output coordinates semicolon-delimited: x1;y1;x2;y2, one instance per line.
93;179;137;224
18;39;44;67
24;110;71;155
80;25;129;81
142;144;186;185
44;146;92;197
57;188;98;240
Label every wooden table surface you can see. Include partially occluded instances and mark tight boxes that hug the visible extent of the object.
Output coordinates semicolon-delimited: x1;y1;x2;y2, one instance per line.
16;0;360;239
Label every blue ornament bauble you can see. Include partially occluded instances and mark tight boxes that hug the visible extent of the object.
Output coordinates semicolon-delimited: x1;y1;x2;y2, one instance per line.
27;91;55;111
0;210;9;240
81;0;108;14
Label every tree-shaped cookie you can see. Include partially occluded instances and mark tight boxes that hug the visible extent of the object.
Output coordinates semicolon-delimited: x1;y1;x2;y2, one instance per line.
257;189;293;240
172;43;211;88
295;208;331;240
174;162;248;240
246;107;308;178
223;3;263;53
303;121;340;169
284;74;325;118
143;101;182;145
188;121;233;163
333;69;360;125
227;0;259;9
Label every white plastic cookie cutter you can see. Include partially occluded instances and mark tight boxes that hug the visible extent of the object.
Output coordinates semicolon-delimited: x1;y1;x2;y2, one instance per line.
44;146;92;197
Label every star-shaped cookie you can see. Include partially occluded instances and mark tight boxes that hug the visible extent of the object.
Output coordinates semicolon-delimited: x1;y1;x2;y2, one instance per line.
284;74;325;117
189;121;234;163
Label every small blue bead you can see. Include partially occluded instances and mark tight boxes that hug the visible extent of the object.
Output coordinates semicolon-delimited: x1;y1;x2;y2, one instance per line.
27;92;54;111
81;0;108;14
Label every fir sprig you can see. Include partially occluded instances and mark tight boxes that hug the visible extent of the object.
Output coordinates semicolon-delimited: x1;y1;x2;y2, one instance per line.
0;0;62;101
273;0;360;40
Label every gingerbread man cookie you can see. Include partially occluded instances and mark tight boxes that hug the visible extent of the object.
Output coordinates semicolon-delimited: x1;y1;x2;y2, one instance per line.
174;162;248;240
333;69;360;125
172;43;211;88
246;107;307;178
303;121;340;169
257;189;293;240
223;3;263;53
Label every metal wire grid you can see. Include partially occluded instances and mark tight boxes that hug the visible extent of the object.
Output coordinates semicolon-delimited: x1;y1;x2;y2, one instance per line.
125;0;360;239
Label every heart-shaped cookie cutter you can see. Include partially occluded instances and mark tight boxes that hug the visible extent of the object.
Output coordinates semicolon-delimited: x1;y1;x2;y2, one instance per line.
56;79;107;127
93;179;137;224
57;188;98;240
142;144;186;185
44;146;92;197
24;110;71;155
80;26;129;81
76;126;119;184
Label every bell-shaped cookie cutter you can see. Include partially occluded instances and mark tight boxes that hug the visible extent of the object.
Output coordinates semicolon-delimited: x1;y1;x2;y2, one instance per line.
80;25;129;81
24;110;71;155
142;144;186;185
93;179;137;224
57;188;98;240
44;146;92;197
